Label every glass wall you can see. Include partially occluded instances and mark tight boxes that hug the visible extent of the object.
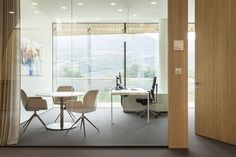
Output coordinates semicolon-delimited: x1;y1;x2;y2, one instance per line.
20;0;169;146
20;0;168;105
126;33;159;89
51;0;167;106
53;23;160;105
188;24;195;106
53;26;124;103
188;0;195;107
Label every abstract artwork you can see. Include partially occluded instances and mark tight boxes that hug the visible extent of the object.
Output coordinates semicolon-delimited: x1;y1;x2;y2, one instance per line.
21;37;44;76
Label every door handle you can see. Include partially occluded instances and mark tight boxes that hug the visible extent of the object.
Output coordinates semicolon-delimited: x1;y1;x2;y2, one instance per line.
195;82;200;88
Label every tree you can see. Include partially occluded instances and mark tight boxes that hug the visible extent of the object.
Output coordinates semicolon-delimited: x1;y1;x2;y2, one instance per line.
144;68;155;78
57;66;82;78
127;64;140;78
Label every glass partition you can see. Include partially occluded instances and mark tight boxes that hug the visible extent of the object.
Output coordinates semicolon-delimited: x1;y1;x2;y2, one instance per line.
53;24;124;104
20;0;168;146
52;23;163;104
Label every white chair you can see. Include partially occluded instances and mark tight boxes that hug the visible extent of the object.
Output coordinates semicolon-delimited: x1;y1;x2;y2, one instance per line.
53;86;77;122
20;89;48;133
66;90;99;137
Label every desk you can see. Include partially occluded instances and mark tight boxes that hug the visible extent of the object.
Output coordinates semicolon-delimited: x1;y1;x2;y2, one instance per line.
110;88;150;124
36;92;85;130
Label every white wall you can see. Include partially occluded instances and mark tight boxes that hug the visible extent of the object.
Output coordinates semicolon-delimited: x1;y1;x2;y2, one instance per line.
20;0;53;123
159;18;168;93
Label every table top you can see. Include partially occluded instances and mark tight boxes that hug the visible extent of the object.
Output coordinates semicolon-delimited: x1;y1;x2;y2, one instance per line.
110;88;149;95
36;91;85;97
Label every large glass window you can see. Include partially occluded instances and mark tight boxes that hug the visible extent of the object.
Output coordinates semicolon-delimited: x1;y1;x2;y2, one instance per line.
188;24;195;106
53;23;159;105
20;0;168;147
126;33;159;89
53;27;124;104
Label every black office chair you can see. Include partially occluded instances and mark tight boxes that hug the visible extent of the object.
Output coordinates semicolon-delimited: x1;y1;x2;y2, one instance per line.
136;77;159;118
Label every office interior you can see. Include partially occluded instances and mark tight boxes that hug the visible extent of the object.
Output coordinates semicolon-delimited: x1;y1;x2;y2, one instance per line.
0;0;195;147
18;0;172;146
2;0;236;155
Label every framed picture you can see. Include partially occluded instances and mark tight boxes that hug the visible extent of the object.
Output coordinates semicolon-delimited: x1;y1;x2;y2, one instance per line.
21;37;44;76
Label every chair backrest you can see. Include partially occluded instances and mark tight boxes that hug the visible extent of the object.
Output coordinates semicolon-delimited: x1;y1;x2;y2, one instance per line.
151;77;157;90
150;77;157;102
20;89;28;109
83;90;99;109
57;86;74;92
53;86;77;104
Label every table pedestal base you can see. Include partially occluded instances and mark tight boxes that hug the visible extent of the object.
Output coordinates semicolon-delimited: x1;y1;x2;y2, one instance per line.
46;122;77;131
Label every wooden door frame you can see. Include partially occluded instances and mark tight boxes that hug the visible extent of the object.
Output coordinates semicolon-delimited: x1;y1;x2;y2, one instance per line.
168;0;188;148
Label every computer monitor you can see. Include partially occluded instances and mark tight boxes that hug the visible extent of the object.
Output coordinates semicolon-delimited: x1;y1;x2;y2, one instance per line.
115;72;123;90
118;72;122;84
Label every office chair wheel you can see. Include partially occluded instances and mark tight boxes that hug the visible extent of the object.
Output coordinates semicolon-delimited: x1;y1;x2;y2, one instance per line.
141;115;144;118
155;116;158;118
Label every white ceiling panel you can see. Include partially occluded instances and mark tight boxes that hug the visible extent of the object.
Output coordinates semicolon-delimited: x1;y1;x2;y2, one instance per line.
21;0;194;23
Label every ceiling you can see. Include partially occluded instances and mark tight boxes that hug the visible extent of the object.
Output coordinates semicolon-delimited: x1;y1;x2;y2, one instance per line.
21;0;195;23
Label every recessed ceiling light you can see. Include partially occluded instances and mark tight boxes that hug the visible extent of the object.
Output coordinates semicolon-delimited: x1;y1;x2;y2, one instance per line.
96;17;101;20
9;11;15;14
32;2;38;6
33;10;39;14
132;14;137;17
150;1;157;5
77;2;83;6
61;6;67;10
118;9;123;12
110;2;116;6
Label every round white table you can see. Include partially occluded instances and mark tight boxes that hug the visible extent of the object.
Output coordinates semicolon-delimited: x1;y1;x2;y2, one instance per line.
36;92;85;131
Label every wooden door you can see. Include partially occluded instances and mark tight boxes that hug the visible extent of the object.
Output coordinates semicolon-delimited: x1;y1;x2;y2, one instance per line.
195;0;236;145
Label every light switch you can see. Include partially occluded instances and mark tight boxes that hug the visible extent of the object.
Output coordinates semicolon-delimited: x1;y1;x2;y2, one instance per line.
175;68;182;75
174;40;184;51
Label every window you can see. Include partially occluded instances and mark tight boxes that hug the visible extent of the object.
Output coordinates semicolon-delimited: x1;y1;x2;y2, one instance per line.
126;33;159;90
188;31;195;105
53;23;159;105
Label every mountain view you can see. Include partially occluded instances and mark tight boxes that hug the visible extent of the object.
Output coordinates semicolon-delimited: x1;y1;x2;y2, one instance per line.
53;33;159;79
52;32;195;103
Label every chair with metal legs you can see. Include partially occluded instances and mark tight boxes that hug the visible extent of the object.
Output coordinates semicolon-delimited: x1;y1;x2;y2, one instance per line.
65;90;99;137
53;86;77;122
20;89;48;133
136;76;159;118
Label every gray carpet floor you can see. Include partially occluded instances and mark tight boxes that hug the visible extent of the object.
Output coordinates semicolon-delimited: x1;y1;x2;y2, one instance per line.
1;109;236;157
18;107;168;146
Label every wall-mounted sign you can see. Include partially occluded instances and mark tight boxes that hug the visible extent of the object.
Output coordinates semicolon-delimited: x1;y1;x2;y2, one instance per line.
174;40;184;51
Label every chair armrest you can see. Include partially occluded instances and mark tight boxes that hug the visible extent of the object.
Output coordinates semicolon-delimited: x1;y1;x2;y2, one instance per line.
27;98;47;110
66;100;85;112
52;97;60;105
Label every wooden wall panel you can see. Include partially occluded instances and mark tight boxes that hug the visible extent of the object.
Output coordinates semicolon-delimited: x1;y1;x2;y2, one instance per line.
0;0;3;57
168;0;188;148
0;0;3;98
195;0;236;145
